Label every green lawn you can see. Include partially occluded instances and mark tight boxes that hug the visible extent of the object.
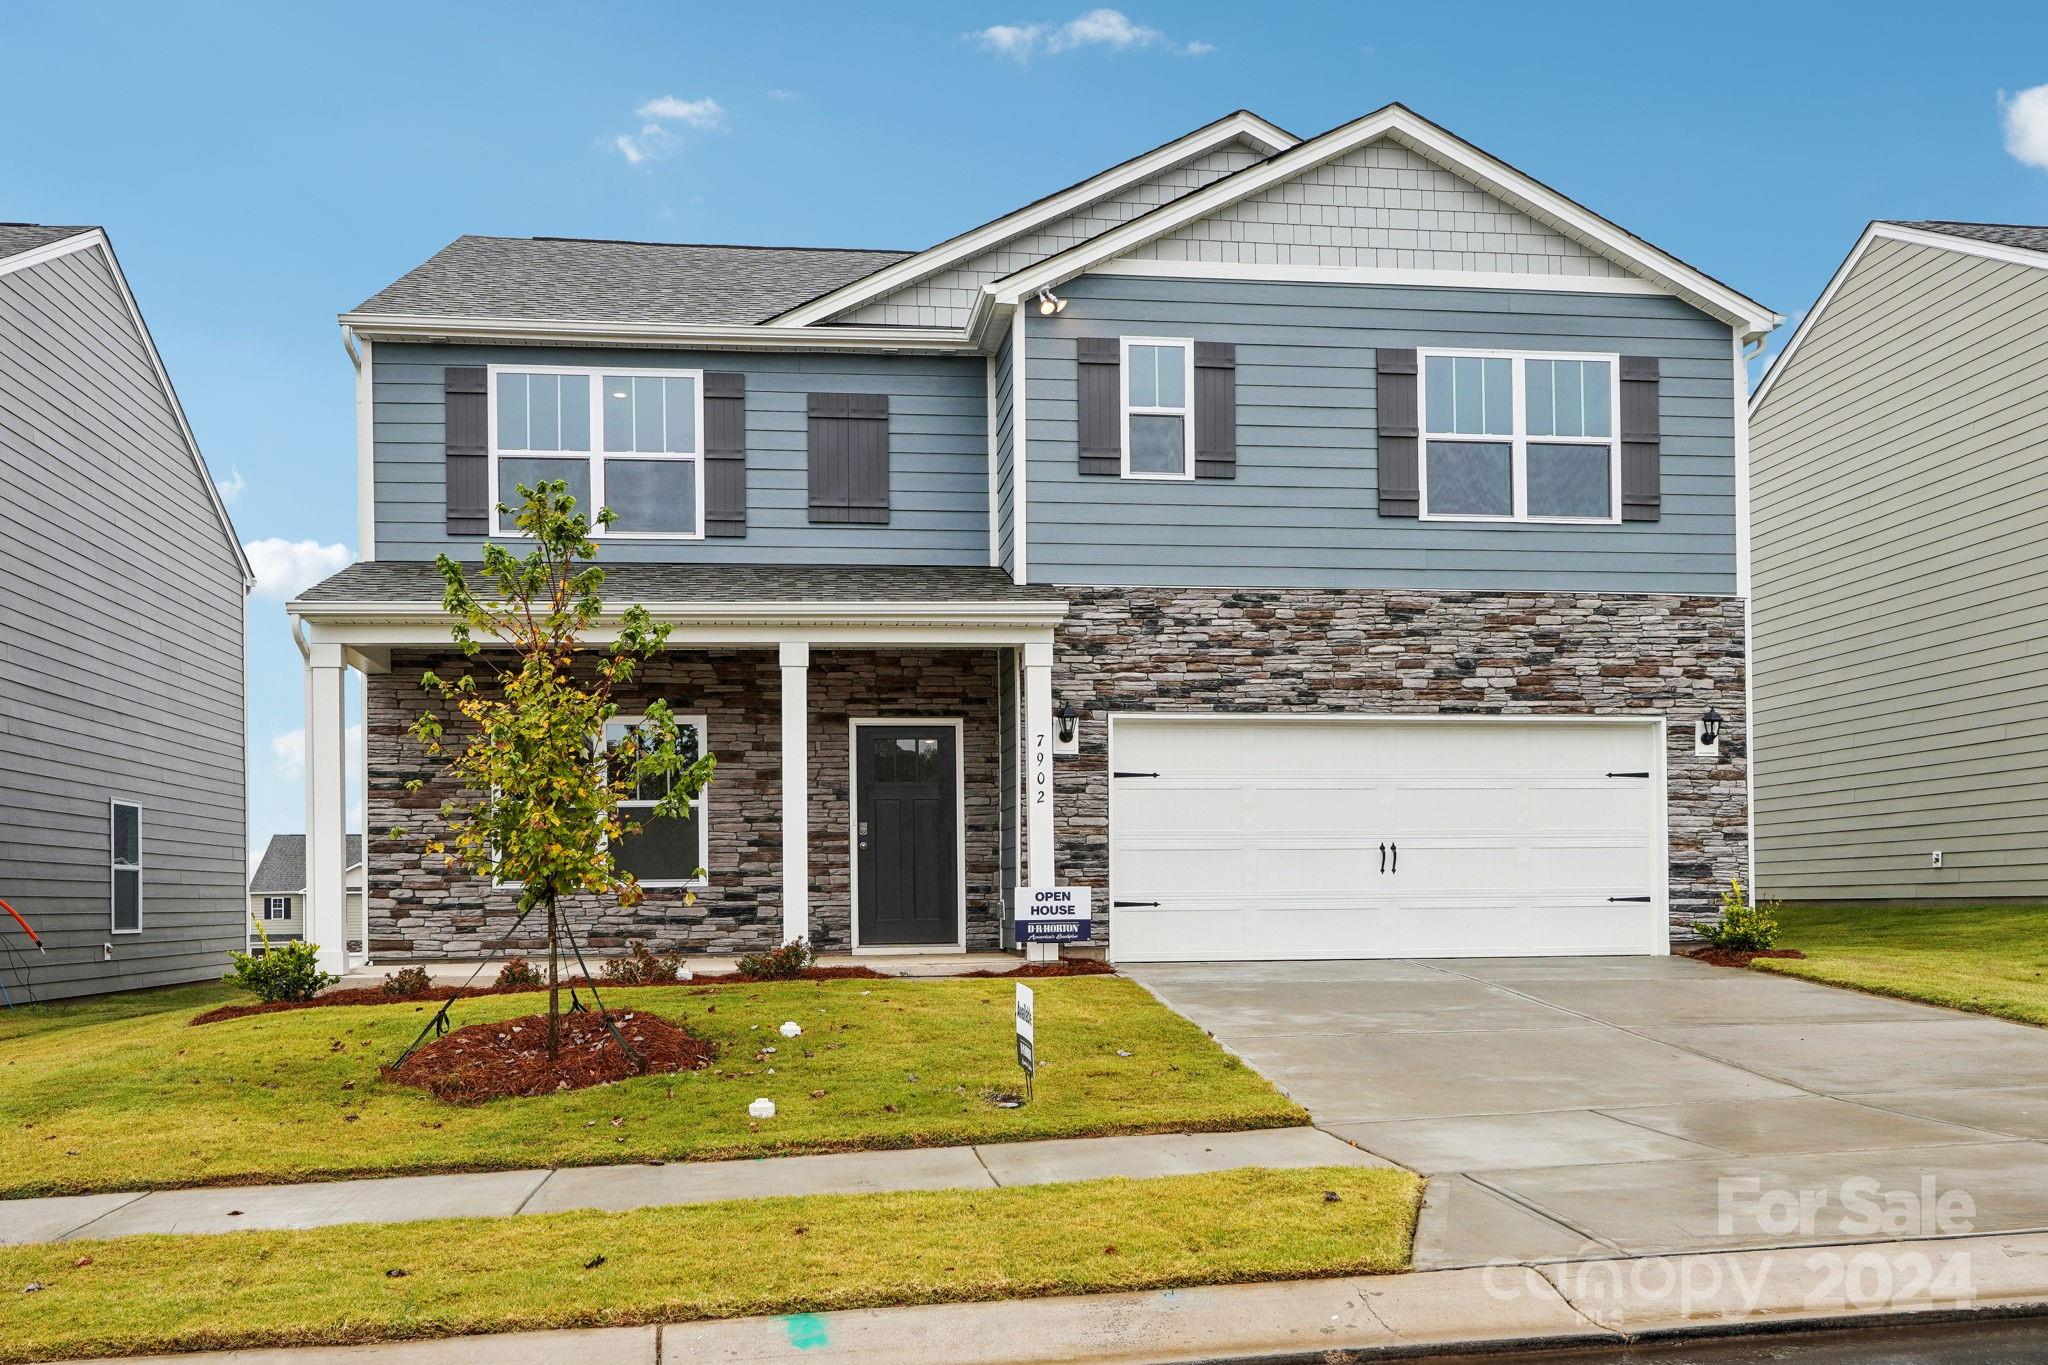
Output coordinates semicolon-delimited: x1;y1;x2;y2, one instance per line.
0;1164;1419;1362
0;976;1303;1198
1759;902;2048;1026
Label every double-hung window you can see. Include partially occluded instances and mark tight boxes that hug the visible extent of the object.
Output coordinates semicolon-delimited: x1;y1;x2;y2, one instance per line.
489;366;705;538
110;801;141;934
603;714;709;889
1419;350;1619;523
263;896;292;921
1120;337;1195;479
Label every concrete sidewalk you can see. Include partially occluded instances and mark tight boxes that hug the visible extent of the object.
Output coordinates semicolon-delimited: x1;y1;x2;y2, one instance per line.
88;1229;2048;1363
0;1126;1382;1245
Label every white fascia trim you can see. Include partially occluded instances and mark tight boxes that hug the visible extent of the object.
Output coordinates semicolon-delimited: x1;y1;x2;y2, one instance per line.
1087;258;1668;296
1749;221;2048;413
989;105;1782;341
338;311;975;354
3;229;256;586
348;331;375;560
769;111;1300;327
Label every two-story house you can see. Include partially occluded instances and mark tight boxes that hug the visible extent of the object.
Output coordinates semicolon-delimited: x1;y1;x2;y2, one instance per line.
1;225;253;1000
288;105;1777;973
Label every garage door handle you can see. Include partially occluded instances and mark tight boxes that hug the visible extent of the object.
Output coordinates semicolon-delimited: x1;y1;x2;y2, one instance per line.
1606;771;1650;778
1112;900;1160;908
1379;842;1386;874
1608;895;1653;903
1113;771;1160;779
1391;842;1397;874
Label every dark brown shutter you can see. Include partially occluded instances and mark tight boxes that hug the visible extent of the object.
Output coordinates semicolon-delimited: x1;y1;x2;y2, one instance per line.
1375;348;1420;518
1619;356;1661;522
443;366;489;535
1193;342;1236;480
1076;336;1120;476
703;371;746;537
808;392;890;524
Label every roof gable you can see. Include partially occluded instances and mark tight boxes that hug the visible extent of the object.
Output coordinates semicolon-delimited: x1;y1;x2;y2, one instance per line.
0;229;253;584
1751;220;2048;413
250;834;363;893
991;104;1780;340
772;110;1297;327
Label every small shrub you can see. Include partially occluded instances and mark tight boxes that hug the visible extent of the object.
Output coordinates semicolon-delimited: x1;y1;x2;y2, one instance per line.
227;940;337;1003
495;957;542;989
1694;878;1781;952
737;938;814;980
601;940;685;985
382;965;434;997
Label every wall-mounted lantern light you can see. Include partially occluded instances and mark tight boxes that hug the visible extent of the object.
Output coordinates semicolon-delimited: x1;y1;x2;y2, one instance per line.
1056;702;1079;746
1696;707;1725;755
1036;288;1068;316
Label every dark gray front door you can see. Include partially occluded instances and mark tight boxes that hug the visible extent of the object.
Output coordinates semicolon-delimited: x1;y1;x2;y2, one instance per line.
856;724;959;946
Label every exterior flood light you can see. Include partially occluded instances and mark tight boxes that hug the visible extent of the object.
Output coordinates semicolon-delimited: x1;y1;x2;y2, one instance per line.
1036;288;1067;316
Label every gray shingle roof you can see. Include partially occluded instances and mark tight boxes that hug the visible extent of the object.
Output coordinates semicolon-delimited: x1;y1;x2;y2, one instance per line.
294;560;1068;607
1889;221;2048;254
349;236;913;327
0;224;95;261
250;834;363;894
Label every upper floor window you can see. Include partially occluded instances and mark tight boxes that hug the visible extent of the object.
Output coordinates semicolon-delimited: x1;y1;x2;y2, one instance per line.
1121;337;1194;480
489;366;704;539
111;801;142;934
1419;350;1618;523
263;896;292;920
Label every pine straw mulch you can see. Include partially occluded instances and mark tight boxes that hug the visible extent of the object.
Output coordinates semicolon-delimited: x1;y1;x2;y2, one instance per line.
1680;946;1808;969
961;958;1116;978
189;980;589;1027
380;1009;715;1103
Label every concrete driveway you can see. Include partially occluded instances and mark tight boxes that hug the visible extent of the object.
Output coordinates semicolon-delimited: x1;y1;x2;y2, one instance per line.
1128;956;2048;1266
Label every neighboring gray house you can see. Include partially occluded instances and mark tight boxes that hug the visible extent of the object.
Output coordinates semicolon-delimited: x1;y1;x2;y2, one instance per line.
0;225;253;1001
1750;220;2048;902
291;105;1776;970
248;835;364;953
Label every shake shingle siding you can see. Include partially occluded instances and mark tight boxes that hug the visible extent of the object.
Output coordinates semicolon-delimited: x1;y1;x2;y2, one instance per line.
1024;273;1738;593
372;343;990;564
1752;233;2048;900
0;243;246;999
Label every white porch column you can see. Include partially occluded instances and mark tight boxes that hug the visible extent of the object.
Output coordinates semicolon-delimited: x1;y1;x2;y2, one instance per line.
303;637;351;976
779;641;810;945
1022;638;1058;961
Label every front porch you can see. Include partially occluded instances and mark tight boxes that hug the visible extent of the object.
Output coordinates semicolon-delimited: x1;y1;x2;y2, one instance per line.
287;564;1070;975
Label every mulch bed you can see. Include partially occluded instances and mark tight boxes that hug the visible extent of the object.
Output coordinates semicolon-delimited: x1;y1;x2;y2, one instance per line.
1681;947;1808;969
190;980;583;1026
381;1009;715;1104
684;965;892;984
963;958;1117;978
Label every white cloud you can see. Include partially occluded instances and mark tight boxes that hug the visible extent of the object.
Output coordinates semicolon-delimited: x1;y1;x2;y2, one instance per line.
271;724;362;782
636;95;725;129
974;9;1204;61
2001;85;2048;171
765;88;801;101
214;466;246;503
613;95;725;163
244;537;352;599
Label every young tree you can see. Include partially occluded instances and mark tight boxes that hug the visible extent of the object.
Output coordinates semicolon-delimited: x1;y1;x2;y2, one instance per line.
404;480;715;1061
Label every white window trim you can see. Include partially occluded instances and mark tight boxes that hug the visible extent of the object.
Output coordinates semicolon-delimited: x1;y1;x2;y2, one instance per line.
605;713;711;890
110;800;142;935
1118;336;1196;482
263;896;293;920
486;363;708;541
1416;348;1622;525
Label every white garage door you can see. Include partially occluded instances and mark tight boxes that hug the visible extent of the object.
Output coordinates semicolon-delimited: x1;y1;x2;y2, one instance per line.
1107;717;1667;962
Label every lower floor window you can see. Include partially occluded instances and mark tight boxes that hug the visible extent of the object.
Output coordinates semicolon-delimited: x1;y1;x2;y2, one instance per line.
111;801;141;933
263;896;292;920
604;714;708;888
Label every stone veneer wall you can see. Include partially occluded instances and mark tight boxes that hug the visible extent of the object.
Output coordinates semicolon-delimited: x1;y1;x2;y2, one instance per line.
365;648;1003;959
1049;587;1748;931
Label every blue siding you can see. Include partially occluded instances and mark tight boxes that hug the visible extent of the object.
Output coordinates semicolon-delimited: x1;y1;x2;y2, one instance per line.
992;325;1016;576
373;343;990;564
1024;275;1739;594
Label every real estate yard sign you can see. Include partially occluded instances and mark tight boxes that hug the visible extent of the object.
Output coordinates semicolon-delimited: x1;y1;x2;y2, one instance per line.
1015;886;1093;943
1015;982;1035;1079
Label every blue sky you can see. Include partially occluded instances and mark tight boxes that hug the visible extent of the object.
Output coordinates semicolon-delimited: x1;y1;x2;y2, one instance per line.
6;0;2048;862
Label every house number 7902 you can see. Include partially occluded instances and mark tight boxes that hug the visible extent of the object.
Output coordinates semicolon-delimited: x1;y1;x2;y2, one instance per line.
1032;730;1049;805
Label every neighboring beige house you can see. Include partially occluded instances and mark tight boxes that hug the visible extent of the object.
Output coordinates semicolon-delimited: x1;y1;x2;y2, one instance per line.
1750;220;2048;901
249;835;364;954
